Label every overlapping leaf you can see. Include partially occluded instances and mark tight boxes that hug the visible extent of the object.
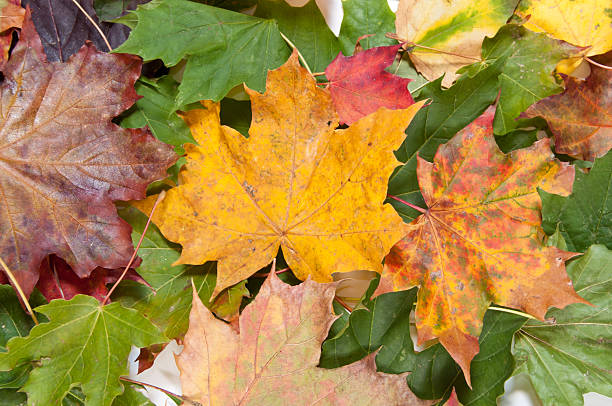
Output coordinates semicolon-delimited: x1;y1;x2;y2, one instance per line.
460;24;583;134
0;0;23;65
541;149;612;252
514;245;612;406
388;62;504;222
0;295;166;406
523;65;612;160
113;206;248;338
177;271;428;405
516;0;612;70
137;53;423;296
0;13;176;296
395;0;518;86
116;0;290;104
255;0;340;73
381;112;584;382
337;0;396;55
320;281;526;405
325;44;414;125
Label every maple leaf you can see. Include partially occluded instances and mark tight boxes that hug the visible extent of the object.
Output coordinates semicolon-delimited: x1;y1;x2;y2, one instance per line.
0;12;177;297
177;271;428;406
395;0;518;87
0;294;166;406
523;66;612;161
338;0;396;55
541;149;612;252
137;52;424;296
516;0;612;73
514;244;612;406
116;0;291;104
380;111;586;383
325;44;414;125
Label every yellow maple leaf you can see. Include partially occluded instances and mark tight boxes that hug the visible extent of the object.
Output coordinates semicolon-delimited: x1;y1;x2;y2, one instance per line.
517;0;612;73
137;52;424;295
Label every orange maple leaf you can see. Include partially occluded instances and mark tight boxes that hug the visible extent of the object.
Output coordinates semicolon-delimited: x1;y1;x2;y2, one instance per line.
380;112;587;384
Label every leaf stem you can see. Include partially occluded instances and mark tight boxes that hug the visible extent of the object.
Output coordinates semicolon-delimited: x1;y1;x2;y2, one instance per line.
279;31;313;75
102;191;166;305
585;57;612;70
0;256;38;325
312;72;326;77
252;267;291;278
386;194;427;214
386;33;481;61
69;0;112;52
333;296;352;313
119;377;200;405
489;306;536;320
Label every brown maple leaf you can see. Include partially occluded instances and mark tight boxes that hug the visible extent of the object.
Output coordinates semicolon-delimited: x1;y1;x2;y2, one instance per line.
136;52;424;296
380;111;587;384
325;44;414;125
177;271;430;405
0;11;177;296
523;65;612;161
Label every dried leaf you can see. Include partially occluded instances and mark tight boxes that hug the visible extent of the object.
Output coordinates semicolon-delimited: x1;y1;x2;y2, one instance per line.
138;52;423;296
0;12;177;296
523;66;612;161
395;0;518;86
0;0;23;66
177;271;429;405
380;111;585;383
325;44;414;125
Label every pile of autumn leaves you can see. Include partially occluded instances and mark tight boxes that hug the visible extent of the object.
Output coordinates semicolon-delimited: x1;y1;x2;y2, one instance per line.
0;0;611;405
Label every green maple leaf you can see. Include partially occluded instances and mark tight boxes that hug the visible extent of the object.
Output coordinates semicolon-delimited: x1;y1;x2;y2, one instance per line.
115;0;290;105
461;24;582;134
541;149;612;252
513;244;612;406
338;0;396;55
319;281;525;404
0;295;165;406
114;207;248;339
120;76;195;154
387;58;504;221
255;0;340;73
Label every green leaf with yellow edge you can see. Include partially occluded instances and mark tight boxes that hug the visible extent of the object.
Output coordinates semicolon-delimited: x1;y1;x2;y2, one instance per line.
395;0;518;87
135;53;424;297
382;112;583;385
114;206;248;338
115;0;290;104
513;245;612;406
0;295;165;406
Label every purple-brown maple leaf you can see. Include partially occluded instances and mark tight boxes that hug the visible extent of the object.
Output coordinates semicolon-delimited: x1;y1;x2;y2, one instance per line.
0;11;176;296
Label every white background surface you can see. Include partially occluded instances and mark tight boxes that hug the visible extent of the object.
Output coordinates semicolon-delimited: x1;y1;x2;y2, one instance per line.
128;1;612;405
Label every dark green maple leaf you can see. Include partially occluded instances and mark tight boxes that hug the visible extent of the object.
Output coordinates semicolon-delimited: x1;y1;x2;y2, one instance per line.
541;149;612;252
319;281;525;404
115;0;290;105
